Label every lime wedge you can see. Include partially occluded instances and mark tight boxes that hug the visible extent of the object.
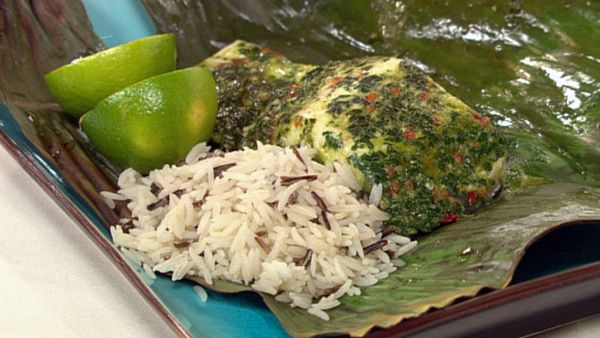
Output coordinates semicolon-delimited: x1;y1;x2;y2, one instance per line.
80;67;217;173
44;34;176;117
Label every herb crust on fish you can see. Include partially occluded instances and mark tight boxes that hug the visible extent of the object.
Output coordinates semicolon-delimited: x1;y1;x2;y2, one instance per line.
201;40;508;235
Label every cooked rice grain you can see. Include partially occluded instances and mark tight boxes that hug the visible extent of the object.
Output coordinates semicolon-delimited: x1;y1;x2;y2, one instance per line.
193;285;209;303
109;143;417;320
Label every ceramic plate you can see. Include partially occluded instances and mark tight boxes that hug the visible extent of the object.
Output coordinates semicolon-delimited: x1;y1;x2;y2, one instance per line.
2;1;600;337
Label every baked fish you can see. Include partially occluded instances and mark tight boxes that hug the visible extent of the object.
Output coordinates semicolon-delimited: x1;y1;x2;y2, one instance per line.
201;41;508;235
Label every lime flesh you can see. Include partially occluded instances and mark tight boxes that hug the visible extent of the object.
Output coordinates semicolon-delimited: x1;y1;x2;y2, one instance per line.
80;67;217;173
44;34;176;117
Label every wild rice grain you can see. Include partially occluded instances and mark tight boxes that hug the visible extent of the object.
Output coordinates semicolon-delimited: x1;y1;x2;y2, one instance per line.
280;175;318;186
311;191;329;212
150;183;161;195
147;196;169;210
380;226;396;238
291;145;307;170
363;240;389;255
213;163;236;177
321;211;331;230
174;241;191;249
300;249;313;267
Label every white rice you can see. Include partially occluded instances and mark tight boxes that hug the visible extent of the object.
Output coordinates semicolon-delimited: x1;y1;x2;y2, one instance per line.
193;285;208;303
108;142;417;320
369;183;383;207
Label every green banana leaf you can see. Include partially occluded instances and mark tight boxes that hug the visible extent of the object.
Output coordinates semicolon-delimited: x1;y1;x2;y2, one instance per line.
143;0;600;187
3;1;600;337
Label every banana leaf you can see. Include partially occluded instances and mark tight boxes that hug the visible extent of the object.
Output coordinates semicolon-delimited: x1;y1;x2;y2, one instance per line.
3;1;600;337
0;0;103;111
0;0;103;146
0;0;125;226
143;0;600;187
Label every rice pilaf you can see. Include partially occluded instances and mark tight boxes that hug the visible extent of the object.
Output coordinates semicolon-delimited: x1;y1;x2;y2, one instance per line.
108;143;417;320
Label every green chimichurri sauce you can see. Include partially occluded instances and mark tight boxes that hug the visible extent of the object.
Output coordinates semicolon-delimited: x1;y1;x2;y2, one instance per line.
202;41;508;235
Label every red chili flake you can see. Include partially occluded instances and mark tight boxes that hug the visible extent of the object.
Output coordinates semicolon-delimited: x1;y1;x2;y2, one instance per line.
217;62;232;68
260;47;272;53
385;166;397;176
289;84;302;98
479;116;491;128
289;86;297;98
366;92;379;103
432;116;442;126
294;116;303;128
472;141;481;149
419;92;429;101
404;129;416;141
466;191;478;205
391;181;401;192
426;81;434;88
329;76;343;86
405;180;414;190
454;152;464;164
385;187;395;198
390;86;401;95
440;212;458;224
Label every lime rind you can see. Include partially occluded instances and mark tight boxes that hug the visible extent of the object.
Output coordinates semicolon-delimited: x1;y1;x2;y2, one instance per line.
80;67;217;173
44;33;177;117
